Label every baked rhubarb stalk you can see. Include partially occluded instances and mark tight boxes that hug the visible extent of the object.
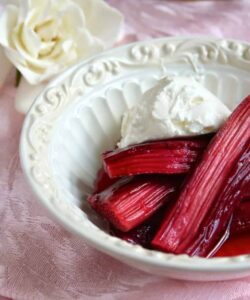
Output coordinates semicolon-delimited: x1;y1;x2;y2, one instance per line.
88;175;181;232
103;136;211;178
185;144;250;256
94;168;119;193
152;96;250;255
110;209;166;248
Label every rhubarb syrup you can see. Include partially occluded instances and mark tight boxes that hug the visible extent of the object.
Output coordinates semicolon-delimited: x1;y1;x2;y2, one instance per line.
215;233;250;257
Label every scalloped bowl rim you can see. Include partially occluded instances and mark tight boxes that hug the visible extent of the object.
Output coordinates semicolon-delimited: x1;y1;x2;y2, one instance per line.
20;36;250;273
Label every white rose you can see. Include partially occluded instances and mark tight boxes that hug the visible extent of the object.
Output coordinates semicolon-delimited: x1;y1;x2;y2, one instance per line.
0;0;123;113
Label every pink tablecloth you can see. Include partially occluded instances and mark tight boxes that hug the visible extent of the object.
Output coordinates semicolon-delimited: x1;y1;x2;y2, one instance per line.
2;1;250;299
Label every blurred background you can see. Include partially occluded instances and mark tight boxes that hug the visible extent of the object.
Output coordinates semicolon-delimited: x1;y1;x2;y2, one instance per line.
108;0;250;43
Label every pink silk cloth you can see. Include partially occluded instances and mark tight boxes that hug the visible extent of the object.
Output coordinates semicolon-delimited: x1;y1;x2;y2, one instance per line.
1;1;250;299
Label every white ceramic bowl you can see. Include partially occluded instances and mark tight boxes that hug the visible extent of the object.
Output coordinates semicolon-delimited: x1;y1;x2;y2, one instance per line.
20;37;250;281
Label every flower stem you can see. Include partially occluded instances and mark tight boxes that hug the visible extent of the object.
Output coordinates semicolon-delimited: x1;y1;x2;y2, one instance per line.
15;69;22;87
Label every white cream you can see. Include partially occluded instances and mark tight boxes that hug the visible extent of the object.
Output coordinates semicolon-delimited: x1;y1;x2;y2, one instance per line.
118;77;231;148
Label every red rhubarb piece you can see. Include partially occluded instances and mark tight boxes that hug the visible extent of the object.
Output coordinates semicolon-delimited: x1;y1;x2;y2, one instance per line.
152;96;250;255
94;168;119;193
103;136;211;178
88;175;181;232
110;209;166;248
185;144;250;256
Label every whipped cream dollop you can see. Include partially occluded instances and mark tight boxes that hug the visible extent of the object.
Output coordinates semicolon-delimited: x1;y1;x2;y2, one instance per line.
118;77;231;148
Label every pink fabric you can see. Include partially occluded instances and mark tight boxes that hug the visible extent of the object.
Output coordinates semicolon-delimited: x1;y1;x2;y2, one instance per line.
1;1;250;299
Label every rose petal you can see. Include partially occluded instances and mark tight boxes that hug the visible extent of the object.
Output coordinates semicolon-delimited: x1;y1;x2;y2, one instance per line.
22;22;41;58
0;47;13;88
11;25;51;69
76;27;104;58
0;5;18;47
15;77;46;113
60;1;86;31
74;0;123;47
3;47;46;84
18;0;29;23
